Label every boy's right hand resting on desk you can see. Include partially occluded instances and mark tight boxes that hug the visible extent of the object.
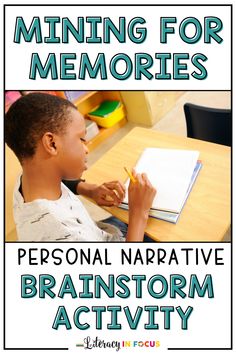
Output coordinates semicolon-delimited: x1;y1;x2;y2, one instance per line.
126;169;156;242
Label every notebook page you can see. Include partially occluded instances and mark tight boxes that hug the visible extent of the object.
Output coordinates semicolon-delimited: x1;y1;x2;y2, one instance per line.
123;148;199;213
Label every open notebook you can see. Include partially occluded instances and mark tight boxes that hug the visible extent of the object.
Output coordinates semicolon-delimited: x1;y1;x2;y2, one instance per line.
120;148;202;223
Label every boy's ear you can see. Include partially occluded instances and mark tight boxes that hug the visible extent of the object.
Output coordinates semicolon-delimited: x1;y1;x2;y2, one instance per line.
41;132;58;155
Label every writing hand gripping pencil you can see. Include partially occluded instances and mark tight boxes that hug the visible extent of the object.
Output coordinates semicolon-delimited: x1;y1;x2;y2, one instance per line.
125;168;157;242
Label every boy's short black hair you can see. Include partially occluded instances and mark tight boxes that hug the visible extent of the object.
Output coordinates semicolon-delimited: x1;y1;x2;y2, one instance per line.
5;92;77;162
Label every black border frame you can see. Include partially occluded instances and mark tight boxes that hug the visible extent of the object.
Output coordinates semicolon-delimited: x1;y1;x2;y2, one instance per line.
3;3;233;352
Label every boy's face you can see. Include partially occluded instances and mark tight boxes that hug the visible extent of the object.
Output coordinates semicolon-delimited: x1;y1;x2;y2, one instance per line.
56;108;88;179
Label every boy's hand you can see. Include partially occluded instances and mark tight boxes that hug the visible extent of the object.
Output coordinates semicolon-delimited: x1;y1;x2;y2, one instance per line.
126;170;157;242
91;181;125;206
77;181;125;206
128;170;157;220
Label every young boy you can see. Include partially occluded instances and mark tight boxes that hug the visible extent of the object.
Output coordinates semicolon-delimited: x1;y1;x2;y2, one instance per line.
5;93;156;242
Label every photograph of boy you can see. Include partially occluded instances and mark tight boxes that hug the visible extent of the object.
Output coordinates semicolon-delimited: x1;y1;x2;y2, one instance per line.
5;93;156;242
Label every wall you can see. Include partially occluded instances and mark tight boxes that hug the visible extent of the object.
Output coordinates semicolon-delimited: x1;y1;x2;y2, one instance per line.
121;91;183;126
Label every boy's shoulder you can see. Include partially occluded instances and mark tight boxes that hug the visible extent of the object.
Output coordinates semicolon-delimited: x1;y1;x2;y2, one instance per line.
12;176;79;241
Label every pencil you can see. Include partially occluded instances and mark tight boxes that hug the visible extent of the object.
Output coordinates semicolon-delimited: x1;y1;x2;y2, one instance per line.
124;167;136;183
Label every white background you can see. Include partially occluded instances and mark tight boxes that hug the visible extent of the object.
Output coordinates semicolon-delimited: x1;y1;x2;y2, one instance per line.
2;1;234;354
5;243;231;352
5;4;231;90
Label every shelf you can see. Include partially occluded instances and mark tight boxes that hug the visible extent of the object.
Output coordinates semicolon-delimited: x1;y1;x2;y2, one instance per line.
86;118;127;152
63;91;127;151
73;91;97;106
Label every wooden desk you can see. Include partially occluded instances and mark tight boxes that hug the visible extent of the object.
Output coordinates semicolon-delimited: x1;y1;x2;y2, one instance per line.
83;127;231;242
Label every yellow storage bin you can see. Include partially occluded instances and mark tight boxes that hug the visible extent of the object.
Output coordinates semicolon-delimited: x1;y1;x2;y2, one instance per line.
87;103;126;128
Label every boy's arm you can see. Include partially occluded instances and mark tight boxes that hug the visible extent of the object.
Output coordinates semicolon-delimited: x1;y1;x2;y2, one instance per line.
126;212;149;242
63;172;156;243
126;171;156;242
